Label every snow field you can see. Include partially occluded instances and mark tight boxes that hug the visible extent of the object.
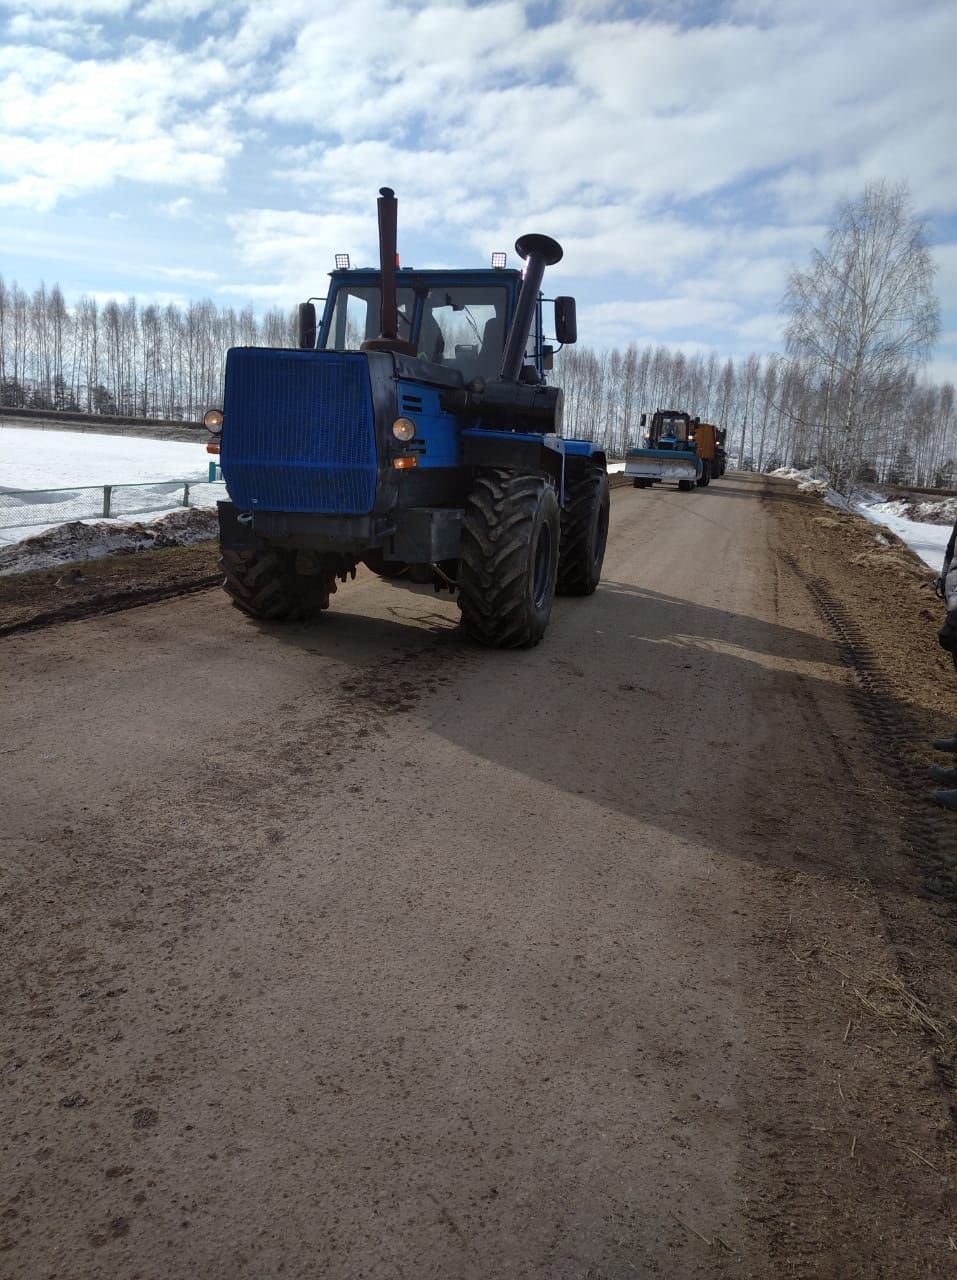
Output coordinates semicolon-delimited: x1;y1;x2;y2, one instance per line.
1;426;210;490
1;427;218;546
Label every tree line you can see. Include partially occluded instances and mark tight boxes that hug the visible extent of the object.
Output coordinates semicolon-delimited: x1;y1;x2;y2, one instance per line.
559;341;956;487
0;279;296;422
561;183;951;488
2;183;951;487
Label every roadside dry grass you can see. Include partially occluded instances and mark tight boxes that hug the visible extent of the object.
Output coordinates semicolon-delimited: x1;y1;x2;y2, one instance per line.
0;541;219;635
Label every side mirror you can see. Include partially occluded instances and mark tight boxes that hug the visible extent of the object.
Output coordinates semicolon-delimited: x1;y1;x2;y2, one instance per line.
554;296;577;345
298;301;317;350
640;413;647;427
542;344;554;371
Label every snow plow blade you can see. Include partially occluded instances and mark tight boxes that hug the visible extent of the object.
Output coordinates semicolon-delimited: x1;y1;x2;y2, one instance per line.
624;448;699;484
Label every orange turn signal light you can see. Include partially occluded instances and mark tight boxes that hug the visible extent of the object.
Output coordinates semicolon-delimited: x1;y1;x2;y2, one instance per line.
392;456;417;469
206;442;221;455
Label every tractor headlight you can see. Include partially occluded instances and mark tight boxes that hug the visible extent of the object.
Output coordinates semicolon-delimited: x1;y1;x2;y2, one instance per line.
392;417;416;442
204;408;224;434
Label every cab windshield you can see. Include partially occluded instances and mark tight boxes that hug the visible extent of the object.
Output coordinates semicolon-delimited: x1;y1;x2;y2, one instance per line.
324;286;416;351
661;417;690;441
418;286;507;378
323;283;509;378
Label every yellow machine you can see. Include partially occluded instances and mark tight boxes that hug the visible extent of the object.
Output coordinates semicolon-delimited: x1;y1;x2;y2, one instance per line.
691;421;717;463
691;421;728;479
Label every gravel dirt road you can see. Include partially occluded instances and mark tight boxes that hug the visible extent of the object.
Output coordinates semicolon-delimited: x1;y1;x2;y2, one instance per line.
2;474;954;1278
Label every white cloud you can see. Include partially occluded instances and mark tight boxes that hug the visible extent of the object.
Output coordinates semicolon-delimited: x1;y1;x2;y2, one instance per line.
229;0;957;336
154;264;218;282
244;0;957;219
1;0;954;373
226;207;379;296
931;244;957;301
215;281;297;304
162;196;194;217
926;356;957;389
137;0;218;18
0;41;241;210
7;13;108;48
585;295;741;336
9;0;131;12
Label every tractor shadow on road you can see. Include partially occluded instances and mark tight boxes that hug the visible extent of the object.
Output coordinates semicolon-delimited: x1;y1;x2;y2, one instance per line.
407;576;939;902
249;526;946;907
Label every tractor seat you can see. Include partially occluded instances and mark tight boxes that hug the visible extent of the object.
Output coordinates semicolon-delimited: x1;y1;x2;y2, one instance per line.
472;315;506;380
418;314;446;364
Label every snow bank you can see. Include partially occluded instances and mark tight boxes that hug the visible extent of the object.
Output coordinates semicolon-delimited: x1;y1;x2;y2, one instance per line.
865;496;957;526
0;508;218;577
768;466;829;494
855;503;951;573
769;465;953;573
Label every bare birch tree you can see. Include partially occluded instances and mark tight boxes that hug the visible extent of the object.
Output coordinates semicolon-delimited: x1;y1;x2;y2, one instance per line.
784;181;940;488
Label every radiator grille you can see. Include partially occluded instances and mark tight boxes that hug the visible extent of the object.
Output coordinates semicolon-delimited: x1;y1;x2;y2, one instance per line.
221;349;377;515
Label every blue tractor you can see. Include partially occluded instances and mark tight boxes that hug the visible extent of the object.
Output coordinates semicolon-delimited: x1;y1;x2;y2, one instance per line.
623;409;712;492
206;188;609;648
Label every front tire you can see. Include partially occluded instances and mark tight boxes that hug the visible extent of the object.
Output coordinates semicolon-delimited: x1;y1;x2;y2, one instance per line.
697;459;712;487
557;468;609;596
458;469;560;648
220;546;337;620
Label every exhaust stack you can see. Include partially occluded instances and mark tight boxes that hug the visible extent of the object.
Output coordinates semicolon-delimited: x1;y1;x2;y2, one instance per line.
361;187;416;356
499;233;563;382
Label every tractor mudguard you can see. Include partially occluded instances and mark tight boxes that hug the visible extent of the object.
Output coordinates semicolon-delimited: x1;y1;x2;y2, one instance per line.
461;428;565;488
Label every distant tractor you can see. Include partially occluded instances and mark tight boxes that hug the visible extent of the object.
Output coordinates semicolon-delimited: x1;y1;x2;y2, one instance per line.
624;409;715;492
205;187;609;648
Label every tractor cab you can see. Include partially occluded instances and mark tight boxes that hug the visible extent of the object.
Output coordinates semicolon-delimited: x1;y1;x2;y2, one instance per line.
645;410;696;452
317;267;551;384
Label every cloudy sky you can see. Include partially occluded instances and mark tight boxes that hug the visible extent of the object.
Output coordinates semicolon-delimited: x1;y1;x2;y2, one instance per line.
2;0;955;381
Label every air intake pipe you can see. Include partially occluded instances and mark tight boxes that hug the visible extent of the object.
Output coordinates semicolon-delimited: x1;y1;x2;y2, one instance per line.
498;233;563;383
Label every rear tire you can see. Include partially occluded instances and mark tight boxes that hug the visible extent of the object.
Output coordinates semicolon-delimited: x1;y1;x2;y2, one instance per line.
697;459;711;487
557;468;609;596
220;546;338;621
458;469;560;648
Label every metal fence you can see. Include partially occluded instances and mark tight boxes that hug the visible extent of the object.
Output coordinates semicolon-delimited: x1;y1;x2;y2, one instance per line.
0;478;227;531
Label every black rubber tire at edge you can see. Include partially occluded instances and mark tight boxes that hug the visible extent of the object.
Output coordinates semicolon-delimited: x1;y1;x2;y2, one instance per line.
220;546;334;621
557;467;610;596
458;469;560;648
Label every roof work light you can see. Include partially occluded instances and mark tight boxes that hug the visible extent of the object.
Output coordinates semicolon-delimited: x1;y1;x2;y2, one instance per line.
335;253;351;269
491;252;507;268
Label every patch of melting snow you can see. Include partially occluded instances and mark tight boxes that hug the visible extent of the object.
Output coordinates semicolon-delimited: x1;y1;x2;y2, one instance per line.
854;503;950;573
0;508;218;577
867;496;957;525
769;466;953;573
769;465;830;494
